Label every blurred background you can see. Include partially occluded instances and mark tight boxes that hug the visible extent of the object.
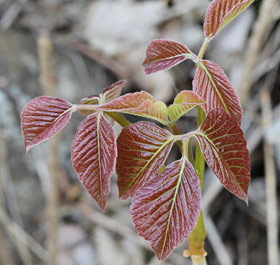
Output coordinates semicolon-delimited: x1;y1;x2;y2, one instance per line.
0;0;279;264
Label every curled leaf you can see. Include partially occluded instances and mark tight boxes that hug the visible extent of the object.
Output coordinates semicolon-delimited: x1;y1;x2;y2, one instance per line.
100;91;169;125
116;121;174;199
21;96;74;153
168;91;205;122
204;0;255;39
72;112;117;210
131;159;201;260
193;60;242;125
194;108;250;202
143;39;195;74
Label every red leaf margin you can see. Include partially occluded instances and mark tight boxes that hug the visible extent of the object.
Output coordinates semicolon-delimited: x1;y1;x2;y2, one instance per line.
130;158;201;260
72;112;117;210
204;0;255;39
143;39;195;75
21;96;74;153
194;108;250;202
116;121;174;199
193;60;242;125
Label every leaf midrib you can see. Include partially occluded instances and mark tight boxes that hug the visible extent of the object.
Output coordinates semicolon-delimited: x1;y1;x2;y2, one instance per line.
124;138;174;193
160;159;186;258
198;62;230;114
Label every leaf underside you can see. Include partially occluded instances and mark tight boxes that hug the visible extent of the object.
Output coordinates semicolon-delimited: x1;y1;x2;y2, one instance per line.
116;121;174;199
131;159;201;260
168;90;205;122
21;96;73;153
193;60;242;125
195;108;250;201
204;0;255;39
100;91;169;125
143;39;193;74
72;112;117;210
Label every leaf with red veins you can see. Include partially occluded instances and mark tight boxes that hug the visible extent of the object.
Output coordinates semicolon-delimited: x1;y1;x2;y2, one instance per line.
194;108;250;202
21;96;74;153
116;121;174;199
204;0;255;39
168;91;205;122
193;60;242;125
100;91;169;125
102;80;127;103
131;159;201;260
143;39;195;75
72;112;117;210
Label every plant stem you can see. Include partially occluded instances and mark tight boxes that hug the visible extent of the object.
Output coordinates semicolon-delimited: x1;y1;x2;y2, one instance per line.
188;38;209;264
105;112;131;127
195;107;206;190
198;38;210;60
170;123;195;164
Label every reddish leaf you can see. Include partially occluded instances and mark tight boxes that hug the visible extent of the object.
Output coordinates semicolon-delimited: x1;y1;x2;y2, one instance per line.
194;108;250;202
168;91;205;122
72;112;117;210
204;0;255;39
143;39;195;75
100;91;169;125
78;80;127;116
116;121;174;199
131;159;201;260
193;60;242;125
103;80;127;103
21;96;74;153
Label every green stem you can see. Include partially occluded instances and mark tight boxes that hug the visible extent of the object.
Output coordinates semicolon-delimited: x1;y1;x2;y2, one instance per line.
195;107;206;190
170;123;194;165
105;112;131;127
198;38;210;60
188;38;209;264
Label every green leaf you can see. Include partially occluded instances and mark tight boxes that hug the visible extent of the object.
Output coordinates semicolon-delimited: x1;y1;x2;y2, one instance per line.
168;91;205;122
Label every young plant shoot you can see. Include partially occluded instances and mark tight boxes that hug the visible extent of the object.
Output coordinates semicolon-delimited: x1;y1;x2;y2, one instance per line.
21;0;253;263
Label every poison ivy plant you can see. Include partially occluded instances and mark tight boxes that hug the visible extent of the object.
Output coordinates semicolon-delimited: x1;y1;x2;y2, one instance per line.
21;0;254;263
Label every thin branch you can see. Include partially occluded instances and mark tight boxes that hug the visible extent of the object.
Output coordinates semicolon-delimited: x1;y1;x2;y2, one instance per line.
260;89;279;265
239;0;278;105
0;207;48;261
37;31;59;265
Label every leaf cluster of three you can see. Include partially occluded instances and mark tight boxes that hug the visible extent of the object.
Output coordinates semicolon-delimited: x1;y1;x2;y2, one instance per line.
21;0;253;260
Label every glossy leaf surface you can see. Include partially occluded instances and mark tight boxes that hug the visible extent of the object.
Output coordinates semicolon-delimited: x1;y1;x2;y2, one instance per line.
194;108;250;202
193;60;242;125
103;80;126;103
131;159;201;260
72;112;117;210
168;91;205;122
21;96;74;153
204;0;255;39
116;121;174;199
143;39;194;74
100;91;169;125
